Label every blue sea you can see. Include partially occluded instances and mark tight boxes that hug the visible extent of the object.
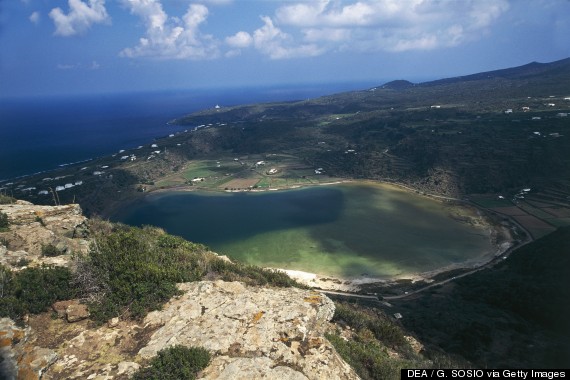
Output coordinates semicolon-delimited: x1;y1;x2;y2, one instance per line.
0;82;376;181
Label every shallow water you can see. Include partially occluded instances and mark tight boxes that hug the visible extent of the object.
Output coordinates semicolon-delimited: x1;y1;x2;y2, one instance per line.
113;182;493;278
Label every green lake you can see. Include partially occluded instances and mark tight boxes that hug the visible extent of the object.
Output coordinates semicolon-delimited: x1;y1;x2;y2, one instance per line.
112;182;494;279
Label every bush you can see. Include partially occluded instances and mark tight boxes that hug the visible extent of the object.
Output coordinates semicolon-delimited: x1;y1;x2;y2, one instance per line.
0;264;75;320
0;212;9;231
132;345;211;380
333;302;408;349
77;221;303;324
76;224;207;323
41;243;61;257
0;195;15;205
326;332;412;380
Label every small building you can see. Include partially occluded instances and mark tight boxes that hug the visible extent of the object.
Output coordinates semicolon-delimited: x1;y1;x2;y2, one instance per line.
151;144;158;148
75;181;83;186
522;106;530;111
547;103;555;107
504;109;513;114
55;186;65;192
64;183;74;189
93;171;103;175
394;313;403;319
120;155;130;160
557;113;568;117
38;190;49;195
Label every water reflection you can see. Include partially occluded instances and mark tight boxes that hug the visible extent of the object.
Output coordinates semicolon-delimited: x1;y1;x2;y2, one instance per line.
114;183;492;278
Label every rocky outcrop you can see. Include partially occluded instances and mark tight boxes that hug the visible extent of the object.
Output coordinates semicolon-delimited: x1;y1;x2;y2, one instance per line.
0;201;360;379
0;280;359;380
0;200;89;269
0;318;58;380
141;281;358;380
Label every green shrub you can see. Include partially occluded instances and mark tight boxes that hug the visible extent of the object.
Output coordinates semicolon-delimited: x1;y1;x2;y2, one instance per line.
326;332;412;380
16;258;31;267
77;221;302;324
0;264;75;320
333;302;408;349
132;345;211;380
0;212;9;231
41;243;61;257
76;225;207;323
0;195;15;204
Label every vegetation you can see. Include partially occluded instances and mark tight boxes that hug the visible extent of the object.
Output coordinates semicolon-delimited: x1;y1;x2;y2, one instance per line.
0;264;75;321
74;219;301;323
393;226;570;368
41;243;62;257
327;301;465;380
132;345;211;380
0;195;15;204
0;212;9;231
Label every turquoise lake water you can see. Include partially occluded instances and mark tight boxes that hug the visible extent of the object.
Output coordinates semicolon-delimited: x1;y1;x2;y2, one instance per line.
113;182;493;279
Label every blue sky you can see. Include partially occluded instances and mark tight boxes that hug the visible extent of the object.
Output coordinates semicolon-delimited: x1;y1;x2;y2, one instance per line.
1;0;569;97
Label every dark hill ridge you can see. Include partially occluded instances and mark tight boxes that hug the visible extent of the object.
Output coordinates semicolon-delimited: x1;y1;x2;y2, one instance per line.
169;57;570;198
7;57;570;216
176;57;570;125
380;80;415;90
421;57;570;86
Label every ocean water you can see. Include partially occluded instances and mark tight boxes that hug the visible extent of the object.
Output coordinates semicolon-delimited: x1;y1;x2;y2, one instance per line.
0;83;376;181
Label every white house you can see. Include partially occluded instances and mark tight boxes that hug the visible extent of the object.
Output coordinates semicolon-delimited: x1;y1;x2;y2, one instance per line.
55;186;65;191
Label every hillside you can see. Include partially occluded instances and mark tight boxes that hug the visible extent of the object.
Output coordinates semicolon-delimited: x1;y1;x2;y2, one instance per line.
1;199;461;379
3;58;569;222
390;227;570;368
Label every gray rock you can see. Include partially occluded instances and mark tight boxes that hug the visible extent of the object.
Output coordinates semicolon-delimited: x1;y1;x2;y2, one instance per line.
140;281;358;380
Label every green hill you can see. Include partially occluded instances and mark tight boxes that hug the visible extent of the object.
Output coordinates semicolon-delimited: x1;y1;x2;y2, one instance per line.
392;227;570;368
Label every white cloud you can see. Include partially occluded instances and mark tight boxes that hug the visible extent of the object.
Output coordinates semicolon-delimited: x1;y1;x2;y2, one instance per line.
49;0;109;37
270;0;509;53
29;11;40;25
225;31;252;48
251;16;323;59
120;1;219;60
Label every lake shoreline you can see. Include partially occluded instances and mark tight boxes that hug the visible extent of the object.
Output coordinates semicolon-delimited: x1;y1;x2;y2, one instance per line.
107;177;518;292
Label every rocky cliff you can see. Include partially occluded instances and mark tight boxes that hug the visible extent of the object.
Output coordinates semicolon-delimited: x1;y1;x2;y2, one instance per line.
0;201;359;379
